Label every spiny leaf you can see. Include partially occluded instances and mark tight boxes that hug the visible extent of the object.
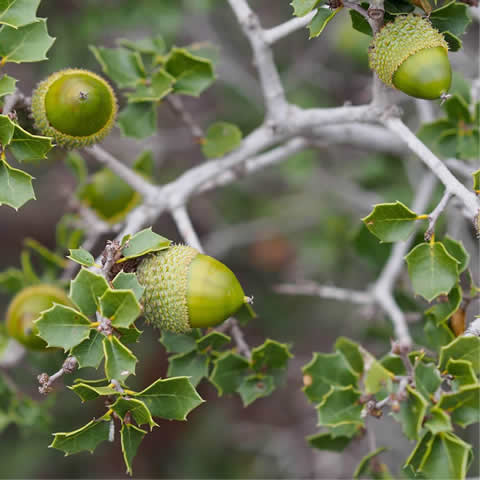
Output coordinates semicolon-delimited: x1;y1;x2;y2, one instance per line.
0;159;34;210
136;377;204;421
69;268;109;317
121;227;171;260
103;336;137;381
121;423;146;476
109;397;157;430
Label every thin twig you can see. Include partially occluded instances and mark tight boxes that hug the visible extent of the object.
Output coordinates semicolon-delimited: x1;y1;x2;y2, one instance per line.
165;95;204;143
171;205;204;251
263;9;317;44
38;356;78;394
425;190;452;241
273;283;373;304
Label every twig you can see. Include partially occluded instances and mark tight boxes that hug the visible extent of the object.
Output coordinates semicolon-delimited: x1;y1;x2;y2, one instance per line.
424;190;452;241
230;318;252;359
84;145;157;200
38;356;78;394
384;117;480;218
101;240;123;277
263;9;317;44
227;0;289;121
273;283;373;304
165;95;204;143
171;205;204;252
343;1;370;21
465;317;480;337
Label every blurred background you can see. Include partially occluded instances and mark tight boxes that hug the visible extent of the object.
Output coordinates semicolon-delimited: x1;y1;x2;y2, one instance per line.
0;0;479;478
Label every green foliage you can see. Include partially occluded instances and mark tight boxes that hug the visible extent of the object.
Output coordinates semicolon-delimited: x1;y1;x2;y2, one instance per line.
202;122;243;158
302;335;480;478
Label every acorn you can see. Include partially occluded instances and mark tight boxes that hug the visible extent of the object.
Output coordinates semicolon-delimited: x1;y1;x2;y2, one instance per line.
5;285;72;351
78;168;141;224
31;68;117;149
368;15;451;100
136;245;251;333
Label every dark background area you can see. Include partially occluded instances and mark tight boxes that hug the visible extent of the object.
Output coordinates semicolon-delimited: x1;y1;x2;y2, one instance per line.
0;1;478;478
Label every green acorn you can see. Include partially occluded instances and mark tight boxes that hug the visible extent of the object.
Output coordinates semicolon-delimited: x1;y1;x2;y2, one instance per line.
136;245;251;333
31;68;117;149
5;285;72;351
368;15;451;100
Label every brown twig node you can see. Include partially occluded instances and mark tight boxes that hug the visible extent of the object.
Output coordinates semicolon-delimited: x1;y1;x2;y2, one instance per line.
38;356;78;394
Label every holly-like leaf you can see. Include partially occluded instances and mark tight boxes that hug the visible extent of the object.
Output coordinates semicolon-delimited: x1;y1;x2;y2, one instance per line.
196;331;230;351
50;417;111;455
438;336;480;373
405;242;459;302
308;6;341;38
0;74;16;97
164;48;215;97
90;46;144;88
472;169;480;192
69;268;109;317
349;8;372;36
0;114;15;144
35;305;91;351
136;377;204;420
334;337;363;374
69;383;119;402
316;386;363;428
384;0;414;14
0;0;40;28
353;447;388;479
444;94;472;124
100;289;141;329
8;124;53;162
167;350;209;387
414;362;442;401
210;351;250;395
127;69;175;103
307;432;352;451
0;19;54;63
364;359;394;395
237;374;274;406
430;1;471;38
116;324;142;344
0;159;34;210
160;330;199;354
303;352;358;403
201;122;242;159
121;423;146;476
425;284;462;326
121;227;171;260
71;330;105;369
442;236;470;273
392;385;428;440
446;359;477;389
251;339;292;371
112;272;145;301
109;397;157;430
405;431;472;480
67;248;95;268
362;201;418;242
425;406;453;434
437;385;480;428
118;35;166;55
117;101;157;139
457;128;479;160
290;0;321;17
424;316;455;351
103;336;137;381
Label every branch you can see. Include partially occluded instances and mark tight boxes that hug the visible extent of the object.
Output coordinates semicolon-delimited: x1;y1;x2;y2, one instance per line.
424;190;452;241
227;0;288;121
165;95;204;142
384;117;480;218
263;9;317;44
38;356;78;394
84;145;157;200
171;205;204;251
273;283;373;304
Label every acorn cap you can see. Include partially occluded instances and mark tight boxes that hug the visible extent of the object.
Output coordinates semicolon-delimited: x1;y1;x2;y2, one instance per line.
31;68;117;149
5;284;72;351
368;15;451;99
136;245;248;333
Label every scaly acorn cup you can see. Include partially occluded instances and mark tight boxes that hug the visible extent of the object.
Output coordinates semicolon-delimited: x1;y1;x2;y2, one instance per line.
136;245;251;333
368;15;451;100
5;285;72;351
31;68;117;149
